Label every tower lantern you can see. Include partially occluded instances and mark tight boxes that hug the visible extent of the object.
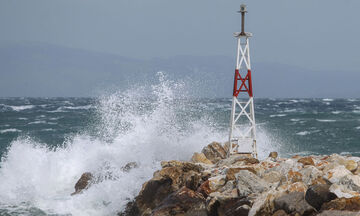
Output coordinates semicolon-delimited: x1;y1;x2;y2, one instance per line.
228;4;258;158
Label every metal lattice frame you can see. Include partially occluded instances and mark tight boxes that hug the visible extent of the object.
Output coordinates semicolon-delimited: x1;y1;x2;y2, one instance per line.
229;7;257;158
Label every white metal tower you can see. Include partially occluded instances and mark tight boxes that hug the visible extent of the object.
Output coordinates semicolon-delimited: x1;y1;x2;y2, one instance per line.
229;4;257;158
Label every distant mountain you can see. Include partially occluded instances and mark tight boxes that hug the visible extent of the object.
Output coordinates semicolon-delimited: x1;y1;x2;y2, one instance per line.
0;42;358;98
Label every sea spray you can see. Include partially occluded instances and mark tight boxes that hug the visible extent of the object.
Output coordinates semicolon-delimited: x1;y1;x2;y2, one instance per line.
0;73;226;215
0;73;278;215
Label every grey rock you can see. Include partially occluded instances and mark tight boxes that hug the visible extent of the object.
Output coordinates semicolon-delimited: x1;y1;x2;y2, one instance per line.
274;192;315;215
305;184;337;210
236;170;269;196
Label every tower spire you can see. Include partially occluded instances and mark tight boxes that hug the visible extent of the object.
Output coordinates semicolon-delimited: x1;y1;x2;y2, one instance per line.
229;4;257;158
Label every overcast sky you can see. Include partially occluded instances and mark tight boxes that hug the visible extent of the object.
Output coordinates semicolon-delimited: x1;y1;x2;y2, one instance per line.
1;0;360;72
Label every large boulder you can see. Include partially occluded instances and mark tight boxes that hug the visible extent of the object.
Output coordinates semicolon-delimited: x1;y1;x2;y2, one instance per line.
151;187;207;216
324;165;352;184
201;142;227;163
305;184;337;210
274;192;315;215
298;157;315;166
236;170;269;196
191;152;213;165
329;184;360;198
299;165;323;186
345;160;358;172
339;174;360;192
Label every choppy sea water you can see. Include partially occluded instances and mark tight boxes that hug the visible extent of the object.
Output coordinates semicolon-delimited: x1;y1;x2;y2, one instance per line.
0;76;359;215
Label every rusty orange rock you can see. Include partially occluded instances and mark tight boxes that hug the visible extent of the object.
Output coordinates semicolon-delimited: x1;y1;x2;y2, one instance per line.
288;169;303;183
226;167;257;181
298;157;315;166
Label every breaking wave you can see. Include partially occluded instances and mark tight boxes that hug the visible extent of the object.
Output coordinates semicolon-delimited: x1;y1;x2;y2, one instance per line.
0;72;277;216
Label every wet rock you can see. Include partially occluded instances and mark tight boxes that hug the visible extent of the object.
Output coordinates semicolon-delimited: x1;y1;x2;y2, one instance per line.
305;184;337;210
236;170;269;196
298;157;315;166
151;187;207;216
191;152;213;165
135;177;173;213
321;197;360;211
71;172;93;195
202;142;227;163
160;160;204;173
184;171;202;191
121;162;138;172
345;160;358;172
269;152;278;160
274;191;315;215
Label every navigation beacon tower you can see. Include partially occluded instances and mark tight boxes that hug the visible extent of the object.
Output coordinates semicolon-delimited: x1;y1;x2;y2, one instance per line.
229;4;258;158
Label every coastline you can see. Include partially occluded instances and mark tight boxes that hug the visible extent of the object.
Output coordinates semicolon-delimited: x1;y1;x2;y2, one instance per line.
108;142;360;216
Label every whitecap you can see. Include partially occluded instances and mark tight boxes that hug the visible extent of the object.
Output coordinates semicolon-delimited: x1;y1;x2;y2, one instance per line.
0;128;22;134
296;131;311;136
316;119;336;122
18;117;28;120
270;114;287;118
322;98;334;102
9;105;35;111
28;120;47;125
41;128;55;132
356;126;360;130
332;111;342;114
290;119;301;122
63;105;93;110
284;109;297;113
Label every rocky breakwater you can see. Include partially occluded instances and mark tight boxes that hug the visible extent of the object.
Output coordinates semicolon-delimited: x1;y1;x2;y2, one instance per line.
73;142;360;215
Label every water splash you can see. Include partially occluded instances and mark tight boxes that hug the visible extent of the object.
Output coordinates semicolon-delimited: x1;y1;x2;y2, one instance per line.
0;72;227;215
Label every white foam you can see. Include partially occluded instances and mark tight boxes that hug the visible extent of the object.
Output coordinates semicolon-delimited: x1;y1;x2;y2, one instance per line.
284;109;297;113
18;117;28;120
322;98;334;102
270;114;287;118
28;120;47;125
41;128;55;132
332;111;342;114
296;131;311;136
0;73;278;215
316;119;336;122
0;129;22;134
9;105;35;112
63;105;94;110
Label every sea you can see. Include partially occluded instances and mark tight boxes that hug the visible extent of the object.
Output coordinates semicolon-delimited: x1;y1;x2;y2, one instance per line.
0;75;359;215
